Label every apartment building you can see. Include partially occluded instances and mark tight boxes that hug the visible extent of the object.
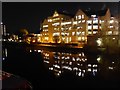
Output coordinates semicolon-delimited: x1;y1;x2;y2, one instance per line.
40;8;119;46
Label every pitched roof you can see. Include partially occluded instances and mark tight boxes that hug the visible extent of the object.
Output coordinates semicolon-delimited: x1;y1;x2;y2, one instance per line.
82;8;108;17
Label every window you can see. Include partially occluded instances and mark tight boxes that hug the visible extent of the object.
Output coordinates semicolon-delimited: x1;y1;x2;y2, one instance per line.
82;20;85;23
72;32;75;36
82;15;84;19
93;19;98;24
88;26;92;29
87;20;92;24
91;15;96;18
78;15;81;19
93;25;98;29
108;31;112;35
43;25;48;28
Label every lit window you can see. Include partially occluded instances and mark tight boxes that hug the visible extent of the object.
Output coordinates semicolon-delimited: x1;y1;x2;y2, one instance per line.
93;25;98;29
93;19;98;24
78;15;81;19
78;37;81;41
73;21;77;25
78;21;81;23
108;31;112;35
72;32;75;36
82;15;84;19
53;32;60;36
109;26;113;28
110;20;114;24
88;26;92;29
43;25;48;28
88;31;92;35
91;15;96;17
87;20;92;24
82;20;85;23
45;37;48;40
93;31;97;34
48;19;52;22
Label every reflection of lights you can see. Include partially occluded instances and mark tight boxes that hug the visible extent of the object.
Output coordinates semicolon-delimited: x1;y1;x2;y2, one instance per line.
72;57;75;61
3;58;5;60
88;64;91;67
93;64;97;67
38;50;41;52
61;56;64;59
76;57;80;61
93;69;97;72
82;73;84;77
97;56;101;62
77;63;80;66
88;68;91;72
73;67;78;70
82;52;84;56
83;70;85;73
49;67;53;70
108;67;113;70
79;69;81;71
78;72;81;76
53;64;60;69
69;62;72;65
79;53;81;56
62;66;72;71
44;60;49;63
85;58;87;61
5;48;7;57
112;62;114;64
30;50;32;52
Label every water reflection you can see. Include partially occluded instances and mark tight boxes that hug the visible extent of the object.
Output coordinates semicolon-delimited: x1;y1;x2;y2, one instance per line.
2;48;7;60
34;50;99;77
28;48;120;79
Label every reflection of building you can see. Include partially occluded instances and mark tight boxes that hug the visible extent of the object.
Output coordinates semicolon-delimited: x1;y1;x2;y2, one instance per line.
40;8;119;45
41;50;98;77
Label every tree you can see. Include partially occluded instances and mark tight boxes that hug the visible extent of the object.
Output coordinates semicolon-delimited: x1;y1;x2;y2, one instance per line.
19;29;29;41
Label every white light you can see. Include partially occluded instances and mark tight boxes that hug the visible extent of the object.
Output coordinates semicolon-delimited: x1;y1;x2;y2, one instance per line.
72;57;75;61
88;68;91;72
93;69;97;72
96;38;102;46
112;62;114;64
88;64;91;67
97;56;101;62
78;72;81;76
108;67;113;70
112;38;115;40
93;64;97;67
38;50;41;52
30;50;32;52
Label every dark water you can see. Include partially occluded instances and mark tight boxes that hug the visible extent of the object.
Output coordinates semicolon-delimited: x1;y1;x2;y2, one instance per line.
2;44;120;88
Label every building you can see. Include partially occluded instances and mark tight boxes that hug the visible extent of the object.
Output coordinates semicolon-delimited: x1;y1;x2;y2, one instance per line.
40;8;119;46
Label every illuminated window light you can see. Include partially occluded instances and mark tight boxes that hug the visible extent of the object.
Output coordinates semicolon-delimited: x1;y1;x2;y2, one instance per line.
88;64;91;67
108;67;113;70
110;20;114;24
82;15;84;19
87;20;92;24
43;25;48;28
91;15;96;17
78;15;81;19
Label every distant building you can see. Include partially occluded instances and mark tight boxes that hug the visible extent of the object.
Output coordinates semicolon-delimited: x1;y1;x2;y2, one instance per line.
40;8;119;46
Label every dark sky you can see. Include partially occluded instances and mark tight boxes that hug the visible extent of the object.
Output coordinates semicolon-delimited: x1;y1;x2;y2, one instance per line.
2;2;119;34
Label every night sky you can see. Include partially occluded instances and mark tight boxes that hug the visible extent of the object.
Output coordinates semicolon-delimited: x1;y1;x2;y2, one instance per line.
2;2;119;34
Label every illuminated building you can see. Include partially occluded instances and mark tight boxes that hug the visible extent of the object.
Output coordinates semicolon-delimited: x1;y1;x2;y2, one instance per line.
40;8;119;45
